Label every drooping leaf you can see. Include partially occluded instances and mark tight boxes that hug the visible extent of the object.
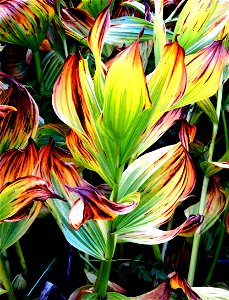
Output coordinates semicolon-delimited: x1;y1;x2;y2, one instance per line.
116;215;203;245
0;176;63;222
0;0;55;50
68;185;139;230
129;282;170;300
0;73;39;154
185;176;228;233
172;40;228;109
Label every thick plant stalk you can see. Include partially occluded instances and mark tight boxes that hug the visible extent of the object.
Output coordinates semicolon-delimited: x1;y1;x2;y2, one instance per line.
0;253;16;300
187;76;224;286
33;50;45;95
94;223;117;298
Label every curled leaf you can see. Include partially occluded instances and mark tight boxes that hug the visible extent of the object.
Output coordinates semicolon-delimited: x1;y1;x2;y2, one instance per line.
0;72;39;154
0;176;63;222
68;184;138;230
0;105;17;119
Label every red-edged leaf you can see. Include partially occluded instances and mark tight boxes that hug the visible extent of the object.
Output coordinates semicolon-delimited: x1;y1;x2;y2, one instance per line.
179;120;196;151
0;72;39;154
0;176;63;222
34;140;85;201
68;184;138;230
116;215;203;244
0;138;38;186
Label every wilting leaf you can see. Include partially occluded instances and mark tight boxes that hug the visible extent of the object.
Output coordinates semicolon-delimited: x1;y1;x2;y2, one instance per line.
185;176;228;233
0;0;55;50
0;73;39;154
0;176;62;222
68;185;138;230
172;40;228;109
0;138;38;186
115;215;203;245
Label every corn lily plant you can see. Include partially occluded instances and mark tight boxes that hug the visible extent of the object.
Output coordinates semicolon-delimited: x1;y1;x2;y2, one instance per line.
0;0;229;299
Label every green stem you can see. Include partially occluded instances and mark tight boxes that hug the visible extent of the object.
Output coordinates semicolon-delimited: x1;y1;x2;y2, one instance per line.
0;253;16;300
205;209;227;285
94;226;117;299
33;50;45;95
187;77;223;286
152;244;162;262
14;241;27;276
221;109;229;151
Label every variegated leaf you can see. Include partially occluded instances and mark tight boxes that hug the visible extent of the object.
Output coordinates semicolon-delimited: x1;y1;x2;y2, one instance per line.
172;41;228;109
113;142;196;236
133;108;185;158
0;138;38;187
192;287;229;300
0;176;63;222
88;3;111;105
0;0;55;50
173;0;218;51
147;41;187;123
61;8;94;47
82;0;110;18
0;73;39;154
101;35;151;142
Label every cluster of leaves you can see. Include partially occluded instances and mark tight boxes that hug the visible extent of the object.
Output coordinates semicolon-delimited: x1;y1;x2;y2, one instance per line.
0;0;229;299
